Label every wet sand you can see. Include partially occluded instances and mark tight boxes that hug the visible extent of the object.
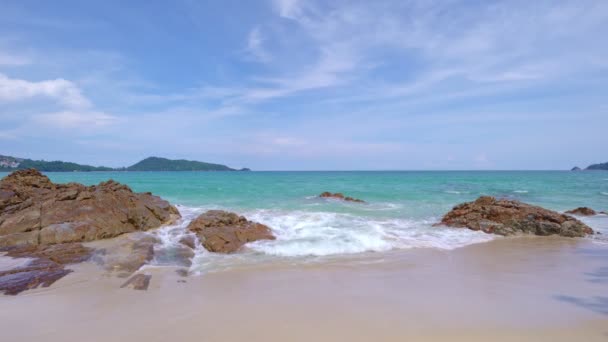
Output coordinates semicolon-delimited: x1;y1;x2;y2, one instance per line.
1;237;607;341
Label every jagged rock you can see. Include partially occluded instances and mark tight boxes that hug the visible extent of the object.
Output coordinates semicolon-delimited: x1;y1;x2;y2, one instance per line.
439;196;594;237
120;274;151;290
187;210;275;253
565;207;597;216
0;243;92;295
319;192;365;203
0;169;180;247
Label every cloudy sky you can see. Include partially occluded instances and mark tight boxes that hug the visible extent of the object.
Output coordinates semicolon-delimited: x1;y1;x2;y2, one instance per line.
1;0;607;170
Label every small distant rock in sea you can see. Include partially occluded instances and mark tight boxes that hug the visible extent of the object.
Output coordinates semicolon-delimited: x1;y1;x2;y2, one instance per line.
565;207;597;216
438;196;594;237
187;210;275;253
319;192;365;203
571;166;582;171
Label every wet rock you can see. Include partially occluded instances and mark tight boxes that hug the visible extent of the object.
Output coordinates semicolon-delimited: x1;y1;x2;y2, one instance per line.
187;210;275;253
439;196;594;237
153;244;194;267
0;169;180;247
0;243;92;295
175;268;189;277
178;235;197;249
565;207;597;216
95;233;158;276
319;192;365;203
120;274;151;290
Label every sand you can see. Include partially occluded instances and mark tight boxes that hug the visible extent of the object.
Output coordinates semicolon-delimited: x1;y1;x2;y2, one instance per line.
1;237;607;341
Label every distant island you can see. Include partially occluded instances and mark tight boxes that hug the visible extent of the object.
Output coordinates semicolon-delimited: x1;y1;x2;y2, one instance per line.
0;155;248;172
571;161;608;171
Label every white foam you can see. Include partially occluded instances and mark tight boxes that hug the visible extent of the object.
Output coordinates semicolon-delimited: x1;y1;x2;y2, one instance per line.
445;190;466;194
513;190;528;193
243;209;495;257
150;206;496;272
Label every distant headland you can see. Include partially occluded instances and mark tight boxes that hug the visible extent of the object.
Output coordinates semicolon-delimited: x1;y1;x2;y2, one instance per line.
571;161;608;171
0;155;249;172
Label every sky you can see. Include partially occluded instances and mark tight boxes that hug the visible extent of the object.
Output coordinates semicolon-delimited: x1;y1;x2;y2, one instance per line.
0;0;607;170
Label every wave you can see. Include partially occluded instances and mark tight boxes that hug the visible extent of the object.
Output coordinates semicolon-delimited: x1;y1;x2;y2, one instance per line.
513;190;528;193
149;205;496;272
444;190;469;194
243;209;494;257
601;192;608;196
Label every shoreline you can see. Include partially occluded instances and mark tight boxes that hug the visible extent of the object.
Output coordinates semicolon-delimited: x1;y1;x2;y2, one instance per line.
2;236;607;341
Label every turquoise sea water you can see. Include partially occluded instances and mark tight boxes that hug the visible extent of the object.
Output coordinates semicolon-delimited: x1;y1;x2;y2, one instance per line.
2;171;607;268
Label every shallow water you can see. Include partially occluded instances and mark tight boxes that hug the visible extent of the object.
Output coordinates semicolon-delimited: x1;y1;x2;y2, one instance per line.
2;170;607;271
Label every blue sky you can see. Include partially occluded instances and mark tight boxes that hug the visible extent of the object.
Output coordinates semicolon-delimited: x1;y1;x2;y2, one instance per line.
0;0;607;170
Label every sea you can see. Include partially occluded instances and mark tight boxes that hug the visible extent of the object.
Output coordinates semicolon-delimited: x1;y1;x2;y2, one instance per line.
2;170;607;273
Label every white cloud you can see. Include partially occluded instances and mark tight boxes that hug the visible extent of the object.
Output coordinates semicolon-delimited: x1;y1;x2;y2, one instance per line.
272;0;303;19
246;27;271;62
0;73;90;108
32;111;118;129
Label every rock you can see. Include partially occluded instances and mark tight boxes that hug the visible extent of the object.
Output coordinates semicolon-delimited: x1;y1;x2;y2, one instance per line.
178;234;197;249
120;274;151;290
565;207;597;216
319;192;365;203
0;243;93;295
571;166;582;171
439;196;594;237
187;210;275;253
94;232;158;276
0;169;180;247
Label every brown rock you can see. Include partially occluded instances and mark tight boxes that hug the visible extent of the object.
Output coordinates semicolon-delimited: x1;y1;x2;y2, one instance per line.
120;274;151;290
0;242;92;295
439;196;594;237
319;192;365;203
187;210;275;253
0;169;180;247
565;207;597;216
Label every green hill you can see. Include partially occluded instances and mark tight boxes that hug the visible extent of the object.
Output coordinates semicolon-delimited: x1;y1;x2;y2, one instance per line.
585;162;608;170
0;155;113;172
0;155;248;172
126;157;237;171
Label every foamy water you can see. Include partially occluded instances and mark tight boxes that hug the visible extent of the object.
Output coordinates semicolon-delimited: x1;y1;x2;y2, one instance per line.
147;204;497;273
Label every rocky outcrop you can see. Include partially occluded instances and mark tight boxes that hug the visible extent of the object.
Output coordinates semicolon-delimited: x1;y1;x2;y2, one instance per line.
439;196;594;237
571;166;582;171
187;210;275;253
319;192;365;203
0;243;92;295
565;207;597;216
0;169;180;247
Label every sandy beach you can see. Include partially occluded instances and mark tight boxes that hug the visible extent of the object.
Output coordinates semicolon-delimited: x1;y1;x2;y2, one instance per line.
2;236;607;341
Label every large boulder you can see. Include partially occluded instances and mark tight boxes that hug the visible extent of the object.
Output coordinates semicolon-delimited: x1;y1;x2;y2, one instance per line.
0;242;93;295
0;169;180;247
439;196;594;237
187;210;275;253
